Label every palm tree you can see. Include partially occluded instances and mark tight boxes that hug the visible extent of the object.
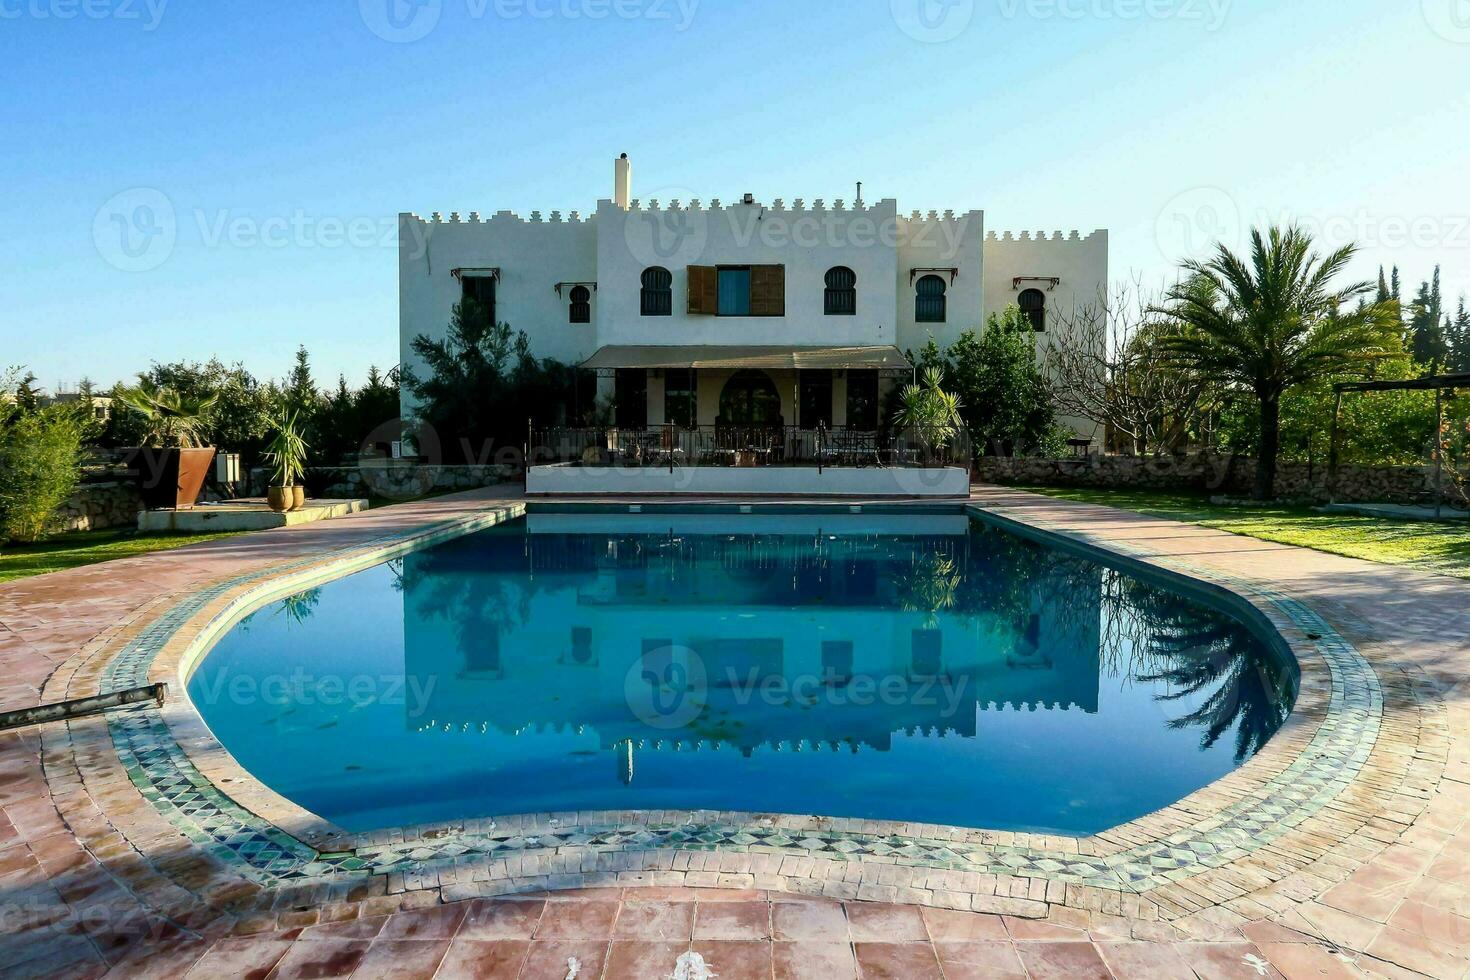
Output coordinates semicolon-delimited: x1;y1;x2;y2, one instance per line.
1154;226;1398;499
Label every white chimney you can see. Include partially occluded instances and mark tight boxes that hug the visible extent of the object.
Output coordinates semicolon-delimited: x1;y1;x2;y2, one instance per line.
614;153;632;210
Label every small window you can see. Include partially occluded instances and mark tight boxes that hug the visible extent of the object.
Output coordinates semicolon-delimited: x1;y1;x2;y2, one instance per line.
915;274;946;323
569;285;591;324
1019;288;1046;331
461;274;496;323
641;267;672;316
718;268;752;316
824;266;856;316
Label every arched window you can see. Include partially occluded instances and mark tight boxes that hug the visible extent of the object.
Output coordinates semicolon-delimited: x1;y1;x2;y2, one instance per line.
824;266;857;316
568;285;591;324
1019;288;1046;331
915;274;947;323
640;267;672;316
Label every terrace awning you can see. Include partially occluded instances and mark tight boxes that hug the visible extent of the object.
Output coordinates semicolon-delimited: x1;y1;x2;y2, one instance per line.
581;345;913;372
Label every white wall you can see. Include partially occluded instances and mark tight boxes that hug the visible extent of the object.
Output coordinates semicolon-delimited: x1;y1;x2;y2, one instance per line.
983;230;1110;443
894;210;986;354
594;198;902;349
527;462;972;498
398;211;598;414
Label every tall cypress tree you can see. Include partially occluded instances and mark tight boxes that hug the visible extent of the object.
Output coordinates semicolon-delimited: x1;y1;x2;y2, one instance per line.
1409;267;1447;371
1449;298;1470;374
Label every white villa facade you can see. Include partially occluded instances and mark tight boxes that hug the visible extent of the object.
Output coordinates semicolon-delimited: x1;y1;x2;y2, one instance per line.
398;156;1107;448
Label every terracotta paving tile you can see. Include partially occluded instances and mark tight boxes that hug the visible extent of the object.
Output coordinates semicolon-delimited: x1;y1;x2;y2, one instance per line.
852;941;943;980
378;903;467;941
1003;914;1090;941
844;902;927;942
1384;899;1470;947
920;907;1008;941
349;938;449;979
612;900;693;941
602;940;688;979
1180;941;1287;980
692;940;773;978
931;940;1027;980
456;899;545;940
518;940;609;980
433;939;531;979
533;901;619;940
1319;882;1404;924
266;938;372;980
1014;940;1112;979
300;914;390;940
693;901;770;941
771;899;848;941
1102;940;1209;979
772;940;858;980
1366;924;1470;978
1251;943;1359;979
181;935;294;979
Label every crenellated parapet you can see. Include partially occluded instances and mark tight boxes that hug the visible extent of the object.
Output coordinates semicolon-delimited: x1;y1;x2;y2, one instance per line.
399;209;596;225
985;229;1106;243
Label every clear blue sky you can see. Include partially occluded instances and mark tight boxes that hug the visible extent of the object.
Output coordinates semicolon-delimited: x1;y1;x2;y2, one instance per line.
3;0;1468;392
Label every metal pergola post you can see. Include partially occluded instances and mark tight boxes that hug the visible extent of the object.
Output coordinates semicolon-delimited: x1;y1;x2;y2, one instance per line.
1434;387;1445;520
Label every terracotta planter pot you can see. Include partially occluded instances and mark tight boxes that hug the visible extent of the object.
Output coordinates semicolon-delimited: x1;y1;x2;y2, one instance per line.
266;487;291;513
290;486;306;511
129;447;216;510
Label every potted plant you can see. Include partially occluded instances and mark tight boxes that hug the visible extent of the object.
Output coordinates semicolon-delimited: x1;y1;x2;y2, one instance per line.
896;367;963;467
117;383;219;510
264;410;309;512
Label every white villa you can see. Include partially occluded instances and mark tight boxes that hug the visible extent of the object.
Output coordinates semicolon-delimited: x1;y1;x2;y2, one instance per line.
398;156;1106;438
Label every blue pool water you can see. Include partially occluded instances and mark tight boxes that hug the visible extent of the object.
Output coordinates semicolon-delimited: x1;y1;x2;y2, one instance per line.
187;512;1298;836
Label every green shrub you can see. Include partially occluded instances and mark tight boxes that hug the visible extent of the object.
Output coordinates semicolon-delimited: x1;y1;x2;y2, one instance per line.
0;407;87;544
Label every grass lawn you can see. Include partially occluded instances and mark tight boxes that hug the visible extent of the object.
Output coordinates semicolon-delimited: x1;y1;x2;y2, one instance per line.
0;528;245;584
1017;486;1470;580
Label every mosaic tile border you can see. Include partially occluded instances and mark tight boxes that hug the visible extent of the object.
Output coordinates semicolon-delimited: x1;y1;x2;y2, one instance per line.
86;499;1390;916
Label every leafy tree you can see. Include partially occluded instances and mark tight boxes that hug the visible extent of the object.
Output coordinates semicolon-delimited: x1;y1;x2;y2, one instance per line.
403;299;580;464
13;373;42;413
0;404;88;543
948;307;1059;456
1155;225;1399;500
100;359;282;466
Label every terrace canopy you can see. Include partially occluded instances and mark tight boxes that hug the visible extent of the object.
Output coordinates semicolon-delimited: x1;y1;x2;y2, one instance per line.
580;345;913;374
1329;371;1470;517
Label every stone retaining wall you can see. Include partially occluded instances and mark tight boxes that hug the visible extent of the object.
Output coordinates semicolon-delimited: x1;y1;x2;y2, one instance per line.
973;453;1468;506
291;463;520;501
57;481;142;532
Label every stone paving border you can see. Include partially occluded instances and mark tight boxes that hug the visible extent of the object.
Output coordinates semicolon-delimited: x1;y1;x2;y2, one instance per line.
37;497;1447;939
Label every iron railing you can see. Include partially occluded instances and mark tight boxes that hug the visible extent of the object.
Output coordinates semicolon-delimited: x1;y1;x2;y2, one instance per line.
526;424;972;472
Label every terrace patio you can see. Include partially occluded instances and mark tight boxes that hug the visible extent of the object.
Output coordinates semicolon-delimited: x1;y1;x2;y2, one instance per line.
0;485;1466;978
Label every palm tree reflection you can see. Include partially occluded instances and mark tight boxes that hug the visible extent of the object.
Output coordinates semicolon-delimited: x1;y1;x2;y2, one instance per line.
1112;575;1298;761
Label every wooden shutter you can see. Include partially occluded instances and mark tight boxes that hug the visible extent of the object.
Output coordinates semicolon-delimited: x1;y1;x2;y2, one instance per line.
687;266;717;314
751;265;785;317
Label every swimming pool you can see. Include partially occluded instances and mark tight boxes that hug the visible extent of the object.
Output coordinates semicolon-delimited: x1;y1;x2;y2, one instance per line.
186;510;1298;836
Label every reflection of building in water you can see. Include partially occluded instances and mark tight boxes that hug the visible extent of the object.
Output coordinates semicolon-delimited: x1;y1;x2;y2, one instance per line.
401;518;1102;760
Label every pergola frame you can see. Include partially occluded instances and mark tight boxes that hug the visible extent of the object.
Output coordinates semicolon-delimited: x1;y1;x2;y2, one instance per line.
1329;372;1470;517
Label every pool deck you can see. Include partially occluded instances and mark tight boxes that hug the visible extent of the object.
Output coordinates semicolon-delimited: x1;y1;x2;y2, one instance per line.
0;485;1466;978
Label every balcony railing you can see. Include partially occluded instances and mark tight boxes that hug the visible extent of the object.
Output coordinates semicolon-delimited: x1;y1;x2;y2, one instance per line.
527;424;972;472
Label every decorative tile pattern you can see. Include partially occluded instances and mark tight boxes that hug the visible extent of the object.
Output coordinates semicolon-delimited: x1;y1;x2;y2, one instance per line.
93;500;1386;908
